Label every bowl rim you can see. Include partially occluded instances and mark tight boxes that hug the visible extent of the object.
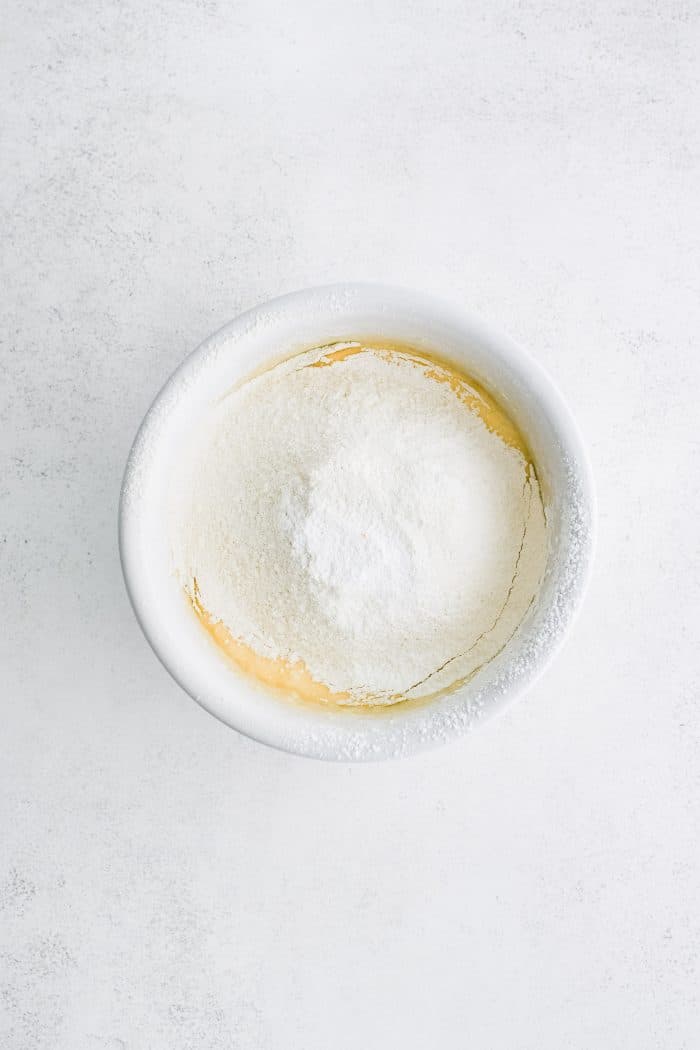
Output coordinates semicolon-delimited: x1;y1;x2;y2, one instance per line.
119;282;596;761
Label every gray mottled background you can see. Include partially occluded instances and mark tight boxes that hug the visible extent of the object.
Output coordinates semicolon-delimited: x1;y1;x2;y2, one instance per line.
2;1;700;1047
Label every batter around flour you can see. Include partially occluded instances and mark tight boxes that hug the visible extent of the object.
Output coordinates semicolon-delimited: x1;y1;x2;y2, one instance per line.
170;342;549;709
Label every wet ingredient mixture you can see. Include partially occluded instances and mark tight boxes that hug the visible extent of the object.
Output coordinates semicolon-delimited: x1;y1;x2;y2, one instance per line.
171;343;548;707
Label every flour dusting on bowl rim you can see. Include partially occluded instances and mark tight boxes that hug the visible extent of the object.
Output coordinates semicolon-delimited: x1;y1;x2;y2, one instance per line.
119;283;596;761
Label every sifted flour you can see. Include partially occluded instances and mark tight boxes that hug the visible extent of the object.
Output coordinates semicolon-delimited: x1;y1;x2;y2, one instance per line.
171;343;548;706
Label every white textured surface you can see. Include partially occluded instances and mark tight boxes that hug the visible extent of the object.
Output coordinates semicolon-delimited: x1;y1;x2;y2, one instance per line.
2;2;699;1047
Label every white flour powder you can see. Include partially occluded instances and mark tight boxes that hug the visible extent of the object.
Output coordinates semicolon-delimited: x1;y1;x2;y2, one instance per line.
171;344;548;704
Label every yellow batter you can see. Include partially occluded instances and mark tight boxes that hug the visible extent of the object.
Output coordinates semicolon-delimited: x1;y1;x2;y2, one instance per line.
184;342;541;711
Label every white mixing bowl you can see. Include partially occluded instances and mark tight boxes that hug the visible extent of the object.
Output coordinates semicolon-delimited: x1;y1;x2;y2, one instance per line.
119;284;595;760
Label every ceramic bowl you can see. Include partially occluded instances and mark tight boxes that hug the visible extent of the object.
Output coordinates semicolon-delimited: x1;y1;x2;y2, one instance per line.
119;284;595;760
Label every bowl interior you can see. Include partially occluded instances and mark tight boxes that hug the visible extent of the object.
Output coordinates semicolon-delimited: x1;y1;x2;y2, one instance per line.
120;285;594;760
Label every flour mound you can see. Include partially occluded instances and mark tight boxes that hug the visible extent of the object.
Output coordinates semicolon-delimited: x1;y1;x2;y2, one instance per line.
171;345;547;704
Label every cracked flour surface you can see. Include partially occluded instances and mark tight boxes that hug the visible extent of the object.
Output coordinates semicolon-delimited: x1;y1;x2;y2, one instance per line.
171;344;548;704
